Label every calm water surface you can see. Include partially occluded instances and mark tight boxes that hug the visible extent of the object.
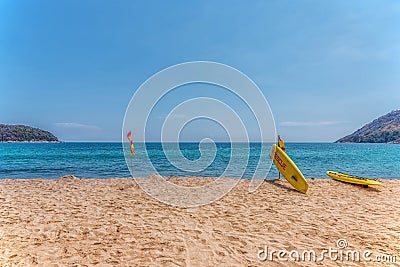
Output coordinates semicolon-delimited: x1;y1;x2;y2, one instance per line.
1;142;399;179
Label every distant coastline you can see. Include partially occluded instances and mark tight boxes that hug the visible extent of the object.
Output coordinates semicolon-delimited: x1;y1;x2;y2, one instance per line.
0;140;61;143
336;110;400;144
0;124;59;143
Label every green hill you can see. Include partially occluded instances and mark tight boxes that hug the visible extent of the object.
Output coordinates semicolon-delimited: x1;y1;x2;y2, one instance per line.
336;110;400;144
0;124;59;142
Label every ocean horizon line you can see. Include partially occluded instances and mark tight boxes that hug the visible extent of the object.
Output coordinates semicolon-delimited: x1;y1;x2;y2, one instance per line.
1;140;339;144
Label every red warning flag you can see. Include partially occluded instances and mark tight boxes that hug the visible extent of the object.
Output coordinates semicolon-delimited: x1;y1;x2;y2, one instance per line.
127;131;135;157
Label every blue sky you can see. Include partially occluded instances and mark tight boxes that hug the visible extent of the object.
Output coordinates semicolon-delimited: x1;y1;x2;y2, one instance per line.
1;0;399;141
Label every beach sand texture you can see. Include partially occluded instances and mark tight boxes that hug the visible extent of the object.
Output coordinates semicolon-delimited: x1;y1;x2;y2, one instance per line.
1;176;399;266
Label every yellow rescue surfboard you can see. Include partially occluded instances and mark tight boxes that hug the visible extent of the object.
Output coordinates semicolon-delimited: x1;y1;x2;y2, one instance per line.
270;144;309;193
326;171;382;186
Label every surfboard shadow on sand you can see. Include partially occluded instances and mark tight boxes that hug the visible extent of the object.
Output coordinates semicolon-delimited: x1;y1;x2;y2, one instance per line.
264;178;304;194
264;178;381;193
331;180;382;192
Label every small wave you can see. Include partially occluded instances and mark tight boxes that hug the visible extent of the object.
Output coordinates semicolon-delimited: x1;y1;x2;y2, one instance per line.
0;166;74;173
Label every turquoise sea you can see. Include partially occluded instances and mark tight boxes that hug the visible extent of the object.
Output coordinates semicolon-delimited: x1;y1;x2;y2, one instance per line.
0;142;399;179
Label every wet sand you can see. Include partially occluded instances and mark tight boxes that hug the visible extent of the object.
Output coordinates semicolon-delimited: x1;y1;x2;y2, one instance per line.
1;176;399;266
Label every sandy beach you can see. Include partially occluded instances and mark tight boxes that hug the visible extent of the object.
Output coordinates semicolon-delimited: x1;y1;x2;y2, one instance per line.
1;176;399;266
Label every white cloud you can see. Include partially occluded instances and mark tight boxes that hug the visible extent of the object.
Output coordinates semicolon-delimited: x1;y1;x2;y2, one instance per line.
332;43;364;60
280;121;348;127
54;122;101;130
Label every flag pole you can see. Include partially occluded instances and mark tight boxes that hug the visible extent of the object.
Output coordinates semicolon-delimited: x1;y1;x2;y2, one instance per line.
277;135;285;180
